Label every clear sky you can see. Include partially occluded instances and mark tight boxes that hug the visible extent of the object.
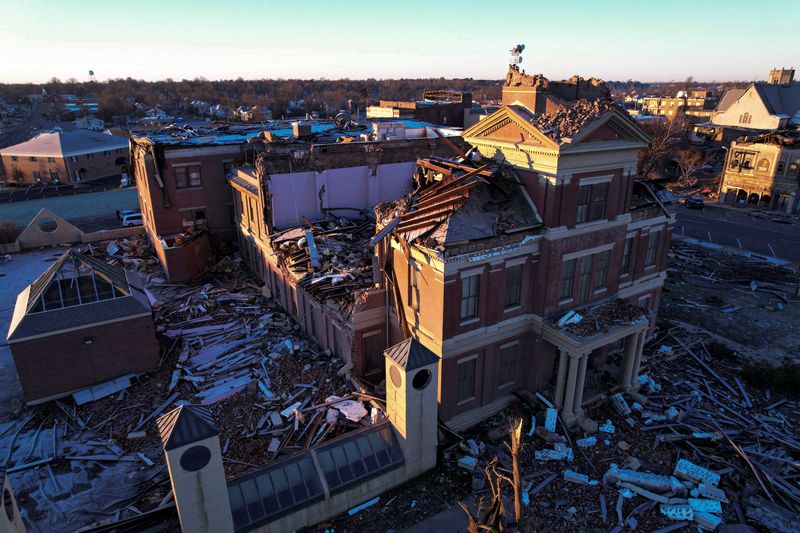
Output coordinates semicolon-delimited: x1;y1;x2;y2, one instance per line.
1;0;798;84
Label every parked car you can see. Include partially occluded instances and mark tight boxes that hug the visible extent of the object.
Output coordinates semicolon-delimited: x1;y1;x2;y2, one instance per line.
116;209;136;220
121;213;143;227
684;196;704;210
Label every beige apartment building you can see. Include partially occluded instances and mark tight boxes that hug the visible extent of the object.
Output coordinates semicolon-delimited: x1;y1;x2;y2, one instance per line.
640;90;717;120
719;131;800;213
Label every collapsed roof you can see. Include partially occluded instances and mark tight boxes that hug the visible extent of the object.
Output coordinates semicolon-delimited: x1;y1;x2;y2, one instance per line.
376;157;542;255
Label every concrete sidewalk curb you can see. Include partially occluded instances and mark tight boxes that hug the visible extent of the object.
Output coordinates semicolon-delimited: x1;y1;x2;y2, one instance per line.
672;233;794;267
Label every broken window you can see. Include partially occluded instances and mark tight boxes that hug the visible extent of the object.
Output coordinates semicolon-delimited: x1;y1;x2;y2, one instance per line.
460;274;480;320
504;265;523;308
499;344;517;386
174;165;202;189
331;325;341;358
594;251;609;290
362;330;384;374
645;231;660;267
457;357;476;402
409;260;420;311
577;182;608;223
560;258;576;300
777;161;785;173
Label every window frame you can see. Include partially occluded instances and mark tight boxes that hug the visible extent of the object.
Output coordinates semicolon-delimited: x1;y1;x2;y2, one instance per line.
499;343;518;387
362;330;384;374
576;182;609;224
594;251;609;291
645;231;660;267
460;274;481;321
174;164;203;189
409;259;420;311
560;258;577;300
457;356;477;404
504;264;523;309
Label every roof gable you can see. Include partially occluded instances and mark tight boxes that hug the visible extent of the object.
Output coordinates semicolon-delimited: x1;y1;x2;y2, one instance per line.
564;107;651;146
157;405;218;451
463;105;560;149
384;338;438;371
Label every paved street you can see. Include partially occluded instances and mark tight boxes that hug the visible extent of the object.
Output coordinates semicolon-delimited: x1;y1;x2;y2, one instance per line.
0;187;139;227
675;205;800;263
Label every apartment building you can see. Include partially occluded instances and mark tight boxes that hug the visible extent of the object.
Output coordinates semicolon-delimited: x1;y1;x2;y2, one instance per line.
719;131;800;213
1;130;129;185
640;90;717;120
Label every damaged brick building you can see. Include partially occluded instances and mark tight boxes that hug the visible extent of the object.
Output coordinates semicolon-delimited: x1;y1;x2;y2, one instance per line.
371;68;675;431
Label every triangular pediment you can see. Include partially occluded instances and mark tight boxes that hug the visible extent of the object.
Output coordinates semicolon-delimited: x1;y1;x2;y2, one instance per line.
463;105;560;149
563;107;652;147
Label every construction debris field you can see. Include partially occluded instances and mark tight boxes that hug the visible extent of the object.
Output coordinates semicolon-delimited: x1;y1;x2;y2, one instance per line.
0;237;799;532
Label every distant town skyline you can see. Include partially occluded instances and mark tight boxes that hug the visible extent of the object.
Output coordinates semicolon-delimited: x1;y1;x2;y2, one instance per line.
1;0;798;84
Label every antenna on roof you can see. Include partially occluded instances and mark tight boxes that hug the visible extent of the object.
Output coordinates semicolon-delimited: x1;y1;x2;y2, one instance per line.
509;44;525;66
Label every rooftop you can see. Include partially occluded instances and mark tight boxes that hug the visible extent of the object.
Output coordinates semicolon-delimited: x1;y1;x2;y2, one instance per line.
7;249;150;342
132;118;461;148
0;130;129;157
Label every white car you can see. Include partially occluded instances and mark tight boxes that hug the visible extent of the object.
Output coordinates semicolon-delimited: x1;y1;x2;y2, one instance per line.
121;213;143;227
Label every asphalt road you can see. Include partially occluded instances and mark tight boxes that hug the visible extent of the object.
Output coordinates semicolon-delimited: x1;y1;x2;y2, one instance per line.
0;102;44;149
675;205;800;263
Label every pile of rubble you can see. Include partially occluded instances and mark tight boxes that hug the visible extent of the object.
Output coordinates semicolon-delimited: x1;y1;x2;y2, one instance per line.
444;324;800;532
556;299;649;338
531;98;614;141
271;218;376;314
0;237;380;531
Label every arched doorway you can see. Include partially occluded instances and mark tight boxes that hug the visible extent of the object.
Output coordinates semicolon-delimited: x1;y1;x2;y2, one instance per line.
747;193;760;205
736;189;748;205
760;194;771;208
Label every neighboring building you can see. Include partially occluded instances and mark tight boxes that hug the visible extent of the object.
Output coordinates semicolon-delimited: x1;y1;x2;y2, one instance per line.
692;68;800;144
0;130;129;185
6;250;160;404
640;90;717;120
73;115;105;131
228;121;465;378
368;69;674;431
719;131;800;213
367;90;473;127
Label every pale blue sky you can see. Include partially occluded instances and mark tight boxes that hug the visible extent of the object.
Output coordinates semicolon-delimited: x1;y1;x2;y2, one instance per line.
1;0;797;83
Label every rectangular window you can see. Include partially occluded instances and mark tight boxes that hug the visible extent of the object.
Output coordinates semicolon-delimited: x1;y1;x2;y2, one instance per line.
33;171;41;181
47;157;55;163
29;156;37;162
576;185;591;223
777;161;785;173
409;260;420;311
103;150;110;157
645;232;660;267
560;259;576;300
86;153;94;160
576;255;592;304
577;182;609;223
174;165;202;189
504;265;523;308
499;344;517;386
460;274;480;320
457;358;476;402
622;237;633;275
594;251;609;290
363;331;384;373
10;156;17;161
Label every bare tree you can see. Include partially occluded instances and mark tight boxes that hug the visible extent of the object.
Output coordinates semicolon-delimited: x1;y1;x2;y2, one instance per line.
674;146;711;188
637;114;686;179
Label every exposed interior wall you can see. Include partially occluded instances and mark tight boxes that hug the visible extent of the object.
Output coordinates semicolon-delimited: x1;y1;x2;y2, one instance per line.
268;162;416;229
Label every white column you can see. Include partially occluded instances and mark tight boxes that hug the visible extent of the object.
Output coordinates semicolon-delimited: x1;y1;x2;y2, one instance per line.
561;353;580;418
630;330;646;388
572;354;589;417
621;333;638;389
554;349;568;408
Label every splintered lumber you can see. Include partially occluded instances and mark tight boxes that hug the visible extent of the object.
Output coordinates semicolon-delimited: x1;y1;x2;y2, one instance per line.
132;392;180;432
